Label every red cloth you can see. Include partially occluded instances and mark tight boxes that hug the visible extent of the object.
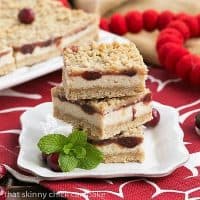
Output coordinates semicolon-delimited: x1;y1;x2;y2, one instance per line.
0;68;200;200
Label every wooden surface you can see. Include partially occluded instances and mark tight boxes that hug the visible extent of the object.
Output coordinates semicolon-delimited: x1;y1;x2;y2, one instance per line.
105;0;200;65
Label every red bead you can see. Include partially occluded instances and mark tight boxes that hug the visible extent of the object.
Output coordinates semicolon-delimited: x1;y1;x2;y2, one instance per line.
156;34;183;50
18;8;35;24
168;20;190;39
190;61;200;85
181;15;199;37
158;43;180;65
157;10;174;30
143;9;159;31
125;11;143;33
109;13;127;35
176;55;198;80
175;13;188;20
164;47;189;72
160;28;184;40
100;18;110;31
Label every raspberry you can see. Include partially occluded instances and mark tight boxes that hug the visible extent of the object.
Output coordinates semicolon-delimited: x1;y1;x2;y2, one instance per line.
143;9;159;31
164;46;189;72
100;18;110;31
109;13;127;35
157;10;174;30
190;61;200;85
125;11;143;33
156;34;183;50
175;13;188;20
181;15;199;37
157;43;179;65
176;54;198;80
18;8;35;24
168;20;190;39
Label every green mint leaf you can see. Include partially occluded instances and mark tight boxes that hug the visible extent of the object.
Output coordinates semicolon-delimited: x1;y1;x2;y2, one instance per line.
38;134;68;154
58;153;78;172
66;129;87;146
63;143;73;155
72;146;86;159
78;143;103;170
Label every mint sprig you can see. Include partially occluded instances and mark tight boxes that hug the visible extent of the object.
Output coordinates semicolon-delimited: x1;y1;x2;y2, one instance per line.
37;129;103;172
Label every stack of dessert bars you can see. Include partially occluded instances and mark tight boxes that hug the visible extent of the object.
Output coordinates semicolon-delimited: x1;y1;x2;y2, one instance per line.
52;42;152;163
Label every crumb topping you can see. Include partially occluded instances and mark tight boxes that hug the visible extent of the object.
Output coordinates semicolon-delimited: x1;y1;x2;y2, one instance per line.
63;42;147;75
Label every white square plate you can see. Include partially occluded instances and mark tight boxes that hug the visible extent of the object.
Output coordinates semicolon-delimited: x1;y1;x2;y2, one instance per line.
0;30;127;91
17;101;189;180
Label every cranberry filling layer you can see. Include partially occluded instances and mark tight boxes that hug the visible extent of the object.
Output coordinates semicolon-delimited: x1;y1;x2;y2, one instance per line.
58;92;151;115
71;70;137;81
89;136;143;148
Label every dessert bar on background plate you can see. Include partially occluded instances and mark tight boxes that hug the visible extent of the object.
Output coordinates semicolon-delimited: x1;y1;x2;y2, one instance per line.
0;30;127;91
17;101;189;180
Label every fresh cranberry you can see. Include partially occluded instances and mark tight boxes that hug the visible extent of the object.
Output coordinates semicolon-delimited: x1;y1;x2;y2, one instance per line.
0;186;6;200
195;112;200;129
18;8;35;24
42;153;48;163
145;108;160;127
0;165;7;180
47;153;61;172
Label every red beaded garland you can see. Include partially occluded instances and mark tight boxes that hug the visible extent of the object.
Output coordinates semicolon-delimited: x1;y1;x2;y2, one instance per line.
100;9;200;86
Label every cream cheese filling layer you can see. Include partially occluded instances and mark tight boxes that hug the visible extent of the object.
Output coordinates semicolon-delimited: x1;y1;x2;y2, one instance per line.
0;50;15;68
54;96;152;128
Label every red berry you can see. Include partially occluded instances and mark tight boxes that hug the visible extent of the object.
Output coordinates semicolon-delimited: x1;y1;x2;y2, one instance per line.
100;18;110;31
176;54;198;80
157;10;174;30
156;34;183;50
181;15;199;37
0;165;7;180
59;0;71;8
47;153;61;172
0;186;6;200
164;46;188;72
143;9;159;31
197;14;200;36
42;153;48;163
109;13;127;35
125;11;143;33
168;20;190;39
157;43;179;65
145;108;160;127
175;13;188;20
18;8;35;24
190;61;200;85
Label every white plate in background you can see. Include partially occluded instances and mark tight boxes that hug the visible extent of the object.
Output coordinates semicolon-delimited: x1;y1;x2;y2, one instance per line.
0;30;127;90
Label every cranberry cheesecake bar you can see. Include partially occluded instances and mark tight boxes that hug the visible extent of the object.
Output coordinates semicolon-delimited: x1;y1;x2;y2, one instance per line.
90;127;144;163
52;86;152;140
0;0;99;75
63;42;148;100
